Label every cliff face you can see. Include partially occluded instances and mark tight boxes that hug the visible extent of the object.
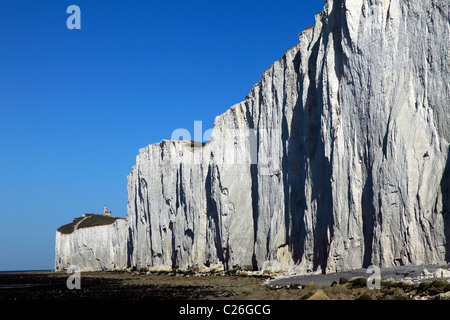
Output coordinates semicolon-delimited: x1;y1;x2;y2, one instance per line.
55;218;127;271
56;0;450;274
126;0;450;274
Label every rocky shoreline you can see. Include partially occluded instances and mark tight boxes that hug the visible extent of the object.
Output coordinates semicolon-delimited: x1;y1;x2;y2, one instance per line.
3;264;450;301
266;264;450;300
267;264;450;287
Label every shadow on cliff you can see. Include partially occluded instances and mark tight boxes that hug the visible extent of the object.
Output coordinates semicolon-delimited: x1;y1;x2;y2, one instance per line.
441;147;450;262
205;165;228;269
282;39;334;273
361;168;376;268
281;0;356;272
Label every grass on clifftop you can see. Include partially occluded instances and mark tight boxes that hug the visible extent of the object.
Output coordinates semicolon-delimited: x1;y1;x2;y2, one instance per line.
57;214;122;234
78;215;120;229
57;217;85;234
190;140;207;148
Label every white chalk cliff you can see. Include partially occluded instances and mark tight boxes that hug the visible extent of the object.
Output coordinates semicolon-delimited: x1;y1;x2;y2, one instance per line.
55;217;127;271
57;0;450;274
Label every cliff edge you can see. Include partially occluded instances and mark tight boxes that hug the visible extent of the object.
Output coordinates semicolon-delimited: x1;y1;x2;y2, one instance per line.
55;214;127;271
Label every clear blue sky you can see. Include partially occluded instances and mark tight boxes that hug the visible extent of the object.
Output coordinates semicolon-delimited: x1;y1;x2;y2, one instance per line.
0;0;324;270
